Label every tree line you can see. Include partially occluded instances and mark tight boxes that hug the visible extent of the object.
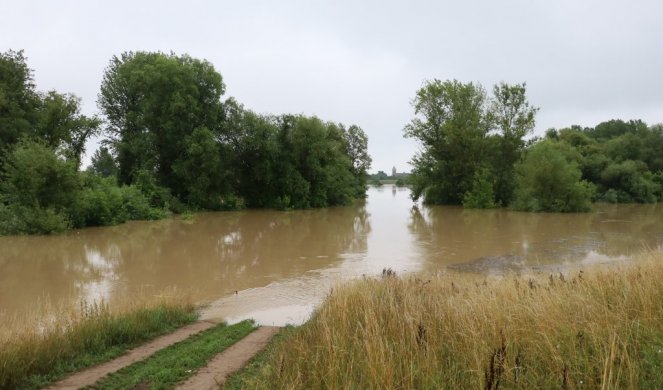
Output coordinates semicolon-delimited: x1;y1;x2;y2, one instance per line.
0;50;371;235
405;79;663;212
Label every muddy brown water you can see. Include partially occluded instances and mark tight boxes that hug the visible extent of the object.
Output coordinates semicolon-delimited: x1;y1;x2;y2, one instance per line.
1;185;662;326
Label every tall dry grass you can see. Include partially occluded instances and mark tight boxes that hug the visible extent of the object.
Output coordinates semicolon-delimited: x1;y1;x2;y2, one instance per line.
240;252;663;389
0;292;197;389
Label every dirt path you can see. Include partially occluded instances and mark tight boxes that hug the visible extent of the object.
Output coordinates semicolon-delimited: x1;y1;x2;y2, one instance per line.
175;326;280;390
45;321;217;390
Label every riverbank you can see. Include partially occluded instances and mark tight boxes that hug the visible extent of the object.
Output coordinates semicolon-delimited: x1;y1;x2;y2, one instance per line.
229;251;663;389
0;298;197;389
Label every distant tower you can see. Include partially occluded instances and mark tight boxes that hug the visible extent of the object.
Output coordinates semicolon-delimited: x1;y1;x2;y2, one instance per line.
392;166;397;177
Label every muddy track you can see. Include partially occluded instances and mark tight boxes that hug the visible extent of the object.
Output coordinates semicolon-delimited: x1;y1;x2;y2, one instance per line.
175;326;280;389
45;321;217;390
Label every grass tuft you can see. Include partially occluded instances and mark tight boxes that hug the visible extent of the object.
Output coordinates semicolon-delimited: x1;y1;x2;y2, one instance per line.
233;251;663;389
0;298;197;390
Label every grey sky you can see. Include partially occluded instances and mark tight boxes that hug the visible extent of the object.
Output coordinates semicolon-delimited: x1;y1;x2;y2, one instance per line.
2;0;662;173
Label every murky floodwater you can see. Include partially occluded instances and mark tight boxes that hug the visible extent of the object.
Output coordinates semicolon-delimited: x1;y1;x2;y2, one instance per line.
1;185;662;325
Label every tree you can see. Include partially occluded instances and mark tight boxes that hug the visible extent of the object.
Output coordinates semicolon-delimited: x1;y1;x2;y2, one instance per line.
0;50;99;165
98;51;226;203
463;168;497;209
512;140;595;212
89;146;118;178
35;91;100;165
0;50;39;151
343;125;371;196
404;79;488;204
488;82;538;205
172;126;230;209
0;140;81;233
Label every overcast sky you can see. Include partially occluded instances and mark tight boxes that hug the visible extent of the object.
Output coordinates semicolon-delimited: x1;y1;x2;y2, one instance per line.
2;0;662;172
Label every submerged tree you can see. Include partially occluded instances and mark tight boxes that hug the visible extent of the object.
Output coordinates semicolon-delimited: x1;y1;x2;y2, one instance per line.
404;79;540;208
512;140;595;212
404;79;488;204
488;82;538;205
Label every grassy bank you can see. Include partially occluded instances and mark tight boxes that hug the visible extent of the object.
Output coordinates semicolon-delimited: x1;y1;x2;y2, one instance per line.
0;299;198;390
232;251;663;389
93;320;256;389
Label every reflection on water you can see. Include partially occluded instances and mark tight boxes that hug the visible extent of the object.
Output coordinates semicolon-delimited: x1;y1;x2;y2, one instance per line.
409;202;663;273
1;185;662;326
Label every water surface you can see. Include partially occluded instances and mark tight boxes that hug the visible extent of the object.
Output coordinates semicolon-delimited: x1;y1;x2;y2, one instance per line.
1;185;661;325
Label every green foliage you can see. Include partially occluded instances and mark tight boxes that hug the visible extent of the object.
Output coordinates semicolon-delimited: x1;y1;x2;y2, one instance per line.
172;126;231;210
98;51;225;198
548;119;663;204
1;49;369;236
0;50;39;149
0;204;70;235
0;140;79;234
598;160;659;203
404;79;488;204
405;80;536;207
488;82;538;205
463;168;497;209
344;124;372;197
97;51;370;213
89;146;118;178
404;76;660;210
512;141;595;212
69;175;165;228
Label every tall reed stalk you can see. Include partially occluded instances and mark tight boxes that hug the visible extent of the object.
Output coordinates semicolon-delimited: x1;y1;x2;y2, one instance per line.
238;252;663;389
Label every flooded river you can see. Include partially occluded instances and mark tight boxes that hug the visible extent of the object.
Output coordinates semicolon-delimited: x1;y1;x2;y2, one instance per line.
1;185;662;325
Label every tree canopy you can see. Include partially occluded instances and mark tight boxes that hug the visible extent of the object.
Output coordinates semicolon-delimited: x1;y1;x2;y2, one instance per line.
403;79;662;212
0;50;372;235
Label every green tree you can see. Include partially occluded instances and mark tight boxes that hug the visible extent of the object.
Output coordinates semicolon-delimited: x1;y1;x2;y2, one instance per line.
89;146;118;178
0;50;39;151
343;125;372;197
512;140;595;212
463;168;497;209
404;79;488;204
171;126;234;209
98;51;225;204
0;140;80;233
35;91;100;165
488;82;538;205
599;160;659;203
0;50;98;165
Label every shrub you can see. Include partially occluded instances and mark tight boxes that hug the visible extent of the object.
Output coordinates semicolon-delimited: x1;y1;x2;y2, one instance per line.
463;168;497;209
512;140;595;212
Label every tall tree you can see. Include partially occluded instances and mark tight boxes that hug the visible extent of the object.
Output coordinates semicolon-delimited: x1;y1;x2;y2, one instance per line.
404;79;488;204
0;50;39;151
488;82;538;205
343;124;371;197
89;146;118;178
0;50;99;165
98;51;226;203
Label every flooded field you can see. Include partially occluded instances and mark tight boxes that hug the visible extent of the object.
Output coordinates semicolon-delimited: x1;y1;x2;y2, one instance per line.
1;185;662;326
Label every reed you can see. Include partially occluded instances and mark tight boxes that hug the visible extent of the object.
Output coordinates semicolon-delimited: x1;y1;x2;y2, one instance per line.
234;251;663;389
0;294;197;390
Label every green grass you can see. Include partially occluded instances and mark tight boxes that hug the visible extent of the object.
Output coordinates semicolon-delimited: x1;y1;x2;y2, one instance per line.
91;320;256;390
0;301;198;390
